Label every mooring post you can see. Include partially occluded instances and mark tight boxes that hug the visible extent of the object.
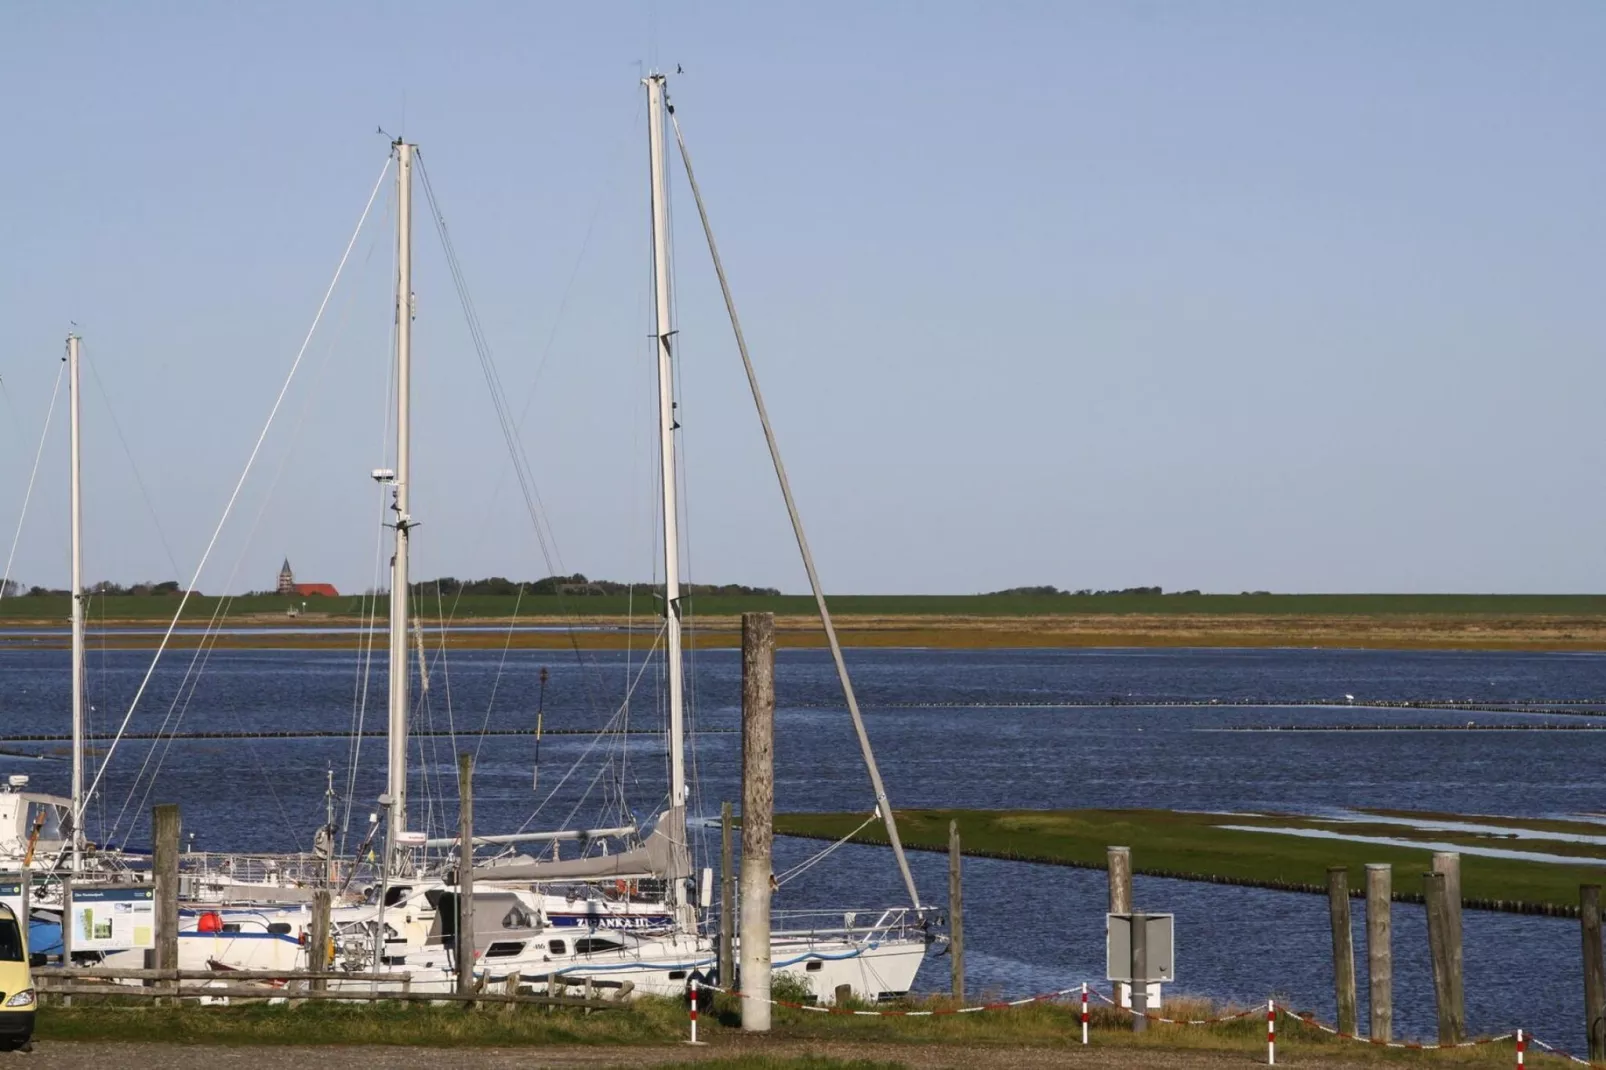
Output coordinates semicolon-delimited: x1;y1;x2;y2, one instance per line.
1424;871;1464;1044
949;819;964;1002
1326;866;1358;1036
1583;884;1606;1061
1130;910;1148;1032
739;612;775;1032
457;752;475;999
60;876;73;1007
153;804;180;985
310;888;331;992
719;800;736;989
1432;852;1464;1031
1365;863;1393;1042
1108;845;1132;1007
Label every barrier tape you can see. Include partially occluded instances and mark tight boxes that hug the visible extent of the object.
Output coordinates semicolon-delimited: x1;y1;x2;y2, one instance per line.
1529;1034;1594;1066
1280;1007;1514;1050
1090;984;1259;1025
701;981;1083;1016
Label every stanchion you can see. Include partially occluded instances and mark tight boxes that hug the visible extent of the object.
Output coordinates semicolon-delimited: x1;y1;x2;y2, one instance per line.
1267;999;1276;1066
687;978;705;1045
1081;982;1089;1045
1516;1028;1524;1069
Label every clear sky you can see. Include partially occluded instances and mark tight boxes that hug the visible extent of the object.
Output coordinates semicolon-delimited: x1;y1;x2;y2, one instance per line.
1;2;1602;596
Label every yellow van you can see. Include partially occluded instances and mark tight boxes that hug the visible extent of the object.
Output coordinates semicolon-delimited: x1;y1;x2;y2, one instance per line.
0;904;35;1051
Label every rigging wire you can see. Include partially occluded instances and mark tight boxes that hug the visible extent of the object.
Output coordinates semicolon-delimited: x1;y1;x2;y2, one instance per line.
84;154;393;814
81;350;184;580
0;360;65;602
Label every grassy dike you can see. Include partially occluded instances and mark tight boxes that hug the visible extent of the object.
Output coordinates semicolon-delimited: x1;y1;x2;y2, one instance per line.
773;809;1606;913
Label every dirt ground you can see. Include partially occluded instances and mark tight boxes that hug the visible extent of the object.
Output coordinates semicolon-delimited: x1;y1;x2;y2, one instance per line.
10;1039;1428;1069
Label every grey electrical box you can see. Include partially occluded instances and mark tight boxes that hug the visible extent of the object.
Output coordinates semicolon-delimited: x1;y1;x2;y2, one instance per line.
1106;913;1175;983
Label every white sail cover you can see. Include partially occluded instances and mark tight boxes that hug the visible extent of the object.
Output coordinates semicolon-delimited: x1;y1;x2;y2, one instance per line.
471;808;688;883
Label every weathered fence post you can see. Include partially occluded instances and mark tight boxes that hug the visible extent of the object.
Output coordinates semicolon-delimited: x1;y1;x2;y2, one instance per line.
60;876;73;1007
1108;845;1132;1007
1424;871;1464;1044
1583;884;1606;1062
1130;911;1148;1032
740;612;775;1032
1432;852;1464;1030
1365;863;1392;1041
153;804;180;973
949;819;964;1002
1327;866;1358;1036
310;889;331;992
457;752;475;999
719;800;736;988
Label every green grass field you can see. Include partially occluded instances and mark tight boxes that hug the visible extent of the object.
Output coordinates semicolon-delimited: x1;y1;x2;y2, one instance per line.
774;809;1606;911
16;591;1606;623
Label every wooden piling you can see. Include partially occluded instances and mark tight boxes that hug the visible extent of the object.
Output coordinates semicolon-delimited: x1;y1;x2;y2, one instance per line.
739;612;775;1032
1108;846;1132;1007
1365;863;1392;1042
1583;884;1606;1062
152;804;180;979
1432;852;1464;1030
1130;911;1148;1032
1326;866;1358;1036
60;877;72;1007
949;819;964;1002
1424;871;1464;1044
719;800;736;988
457;752;475;999
310;889;331;992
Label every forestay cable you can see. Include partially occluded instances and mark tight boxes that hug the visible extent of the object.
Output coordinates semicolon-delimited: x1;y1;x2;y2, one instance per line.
84;154;393;810
0;360;64;602
669;105;923;909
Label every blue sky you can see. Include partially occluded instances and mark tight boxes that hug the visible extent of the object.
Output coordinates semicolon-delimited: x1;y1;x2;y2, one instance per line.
1;2;1602;595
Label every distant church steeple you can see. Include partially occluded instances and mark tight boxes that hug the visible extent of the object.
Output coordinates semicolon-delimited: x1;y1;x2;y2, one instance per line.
277;558;295;595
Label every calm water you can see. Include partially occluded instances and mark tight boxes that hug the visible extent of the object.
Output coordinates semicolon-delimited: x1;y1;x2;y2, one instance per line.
0;644;1600;1048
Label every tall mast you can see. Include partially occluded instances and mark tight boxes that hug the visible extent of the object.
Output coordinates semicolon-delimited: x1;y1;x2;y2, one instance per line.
67;333;84;873
386;139;415;864
646;75;687;816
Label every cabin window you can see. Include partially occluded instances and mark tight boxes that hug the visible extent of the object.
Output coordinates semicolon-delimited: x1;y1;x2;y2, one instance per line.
383;885;411;908
805;960;823;972
548;940;567;955
573;937;622;955
484;941;526;959
0;919;21;962
221;924;242;934
667;970;686;981
267;923;292;935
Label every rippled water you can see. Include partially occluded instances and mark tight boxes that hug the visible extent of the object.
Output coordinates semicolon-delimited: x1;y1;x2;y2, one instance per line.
0;644;1600;1047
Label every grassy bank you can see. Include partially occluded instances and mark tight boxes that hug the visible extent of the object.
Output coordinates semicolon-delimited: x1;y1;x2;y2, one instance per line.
773;809;1606;912
32;995;1546;1067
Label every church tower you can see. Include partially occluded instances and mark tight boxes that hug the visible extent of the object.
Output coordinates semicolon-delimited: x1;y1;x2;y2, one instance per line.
277;558;295;595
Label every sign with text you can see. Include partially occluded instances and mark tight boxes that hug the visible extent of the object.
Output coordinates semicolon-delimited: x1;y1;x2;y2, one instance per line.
71;886;155;951
0;878;23;920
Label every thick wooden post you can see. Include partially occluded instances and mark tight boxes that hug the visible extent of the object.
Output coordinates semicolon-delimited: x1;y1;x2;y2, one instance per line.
1583;884;1606;1061
1108;845;1132;1006
1130;912;1148;1032
949;820;964;1002
310;889;331;992
1424;871;1464;1044
60;877;73;1006
719;800;736;988
152;804;180;975
1432;852;1464;1029
457;752;475;998
1365;863;1392;1041
1326;867;1358;1036
739;612;775;1031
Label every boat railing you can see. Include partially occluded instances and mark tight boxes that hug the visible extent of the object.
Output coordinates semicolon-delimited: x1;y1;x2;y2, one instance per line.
178;852;379;893
766;906;930;945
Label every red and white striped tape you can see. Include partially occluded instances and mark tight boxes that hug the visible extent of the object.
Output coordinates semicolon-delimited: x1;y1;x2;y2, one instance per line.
1281;1008;1515;1051
1091;985;1258;1025
702;982;1083;1016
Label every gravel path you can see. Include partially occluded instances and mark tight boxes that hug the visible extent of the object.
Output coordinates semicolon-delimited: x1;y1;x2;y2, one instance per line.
9;1040;1413;1069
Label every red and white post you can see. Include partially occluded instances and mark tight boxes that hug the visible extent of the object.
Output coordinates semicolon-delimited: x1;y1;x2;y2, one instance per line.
1081;982;1089;1045
1267;999;1276;1065
687;978;705;1045
1516;1028;1525;1070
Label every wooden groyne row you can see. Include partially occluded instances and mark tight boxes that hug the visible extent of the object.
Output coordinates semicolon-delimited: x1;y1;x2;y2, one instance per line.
778;831;1582;918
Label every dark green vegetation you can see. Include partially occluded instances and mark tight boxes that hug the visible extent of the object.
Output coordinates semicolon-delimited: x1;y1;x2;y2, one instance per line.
773;809;1606;912
14;592;1606;622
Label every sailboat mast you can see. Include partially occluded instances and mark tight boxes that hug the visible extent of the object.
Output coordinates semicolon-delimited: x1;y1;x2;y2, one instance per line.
386;139;415;861
646;75;687;817
67;332;84;873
